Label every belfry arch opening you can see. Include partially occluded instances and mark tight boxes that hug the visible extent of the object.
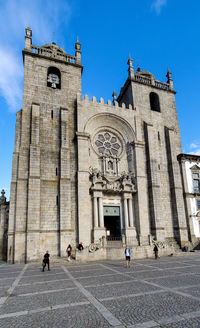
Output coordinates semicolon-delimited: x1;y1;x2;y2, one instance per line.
149;92;160;112
47;66;61;89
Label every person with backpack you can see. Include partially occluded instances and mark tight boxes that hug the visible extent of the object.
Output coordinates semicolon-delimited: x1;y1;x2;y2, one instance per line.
42;250;50;271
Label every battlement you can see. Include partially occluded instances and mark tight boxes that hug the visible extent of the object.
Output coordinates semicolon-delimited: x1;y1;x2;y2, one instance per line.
79;94;133;110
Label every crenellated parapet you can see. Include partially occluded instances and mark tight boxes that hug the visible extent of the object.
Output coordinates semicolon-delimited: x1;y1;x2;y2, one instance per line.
78;93;133;110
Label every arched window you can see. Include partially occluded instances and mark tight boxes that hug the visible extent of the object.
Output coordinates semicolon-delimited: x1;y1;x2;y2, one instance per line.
47;67;61;89
149;92;160;112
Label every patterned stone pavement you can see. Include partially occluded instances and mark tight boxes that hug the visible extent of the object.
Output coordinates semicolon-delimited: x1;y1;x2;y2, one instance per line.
0;253;200;327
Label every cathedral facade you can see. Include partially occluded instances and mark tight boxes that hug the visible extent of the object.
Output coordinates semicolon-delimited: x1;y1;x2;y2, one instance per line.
7;27;196;263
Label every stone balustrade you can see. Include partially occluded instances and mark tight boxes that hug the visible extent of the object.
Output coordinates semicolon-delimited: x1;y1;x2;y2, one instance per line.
135;73;171;91
31;45;76;64
135;74;152;85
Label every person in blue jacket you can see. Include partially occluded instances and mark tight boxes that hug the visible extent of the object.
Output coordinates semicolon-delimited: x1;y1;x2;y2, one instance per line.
125;245;132;268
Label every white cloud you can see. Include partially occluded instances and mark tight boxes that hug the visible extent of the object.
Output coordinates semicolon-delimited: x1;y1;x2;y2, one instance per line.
151;0;167;15
189;149;200;156
0;0;72;112
190;142;198;149
0;48;23;111
188;141;200;155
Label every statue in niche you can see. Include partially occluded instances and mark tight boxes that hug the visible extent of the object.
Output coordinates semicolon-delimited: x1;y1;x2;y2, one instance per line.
108;160;113;170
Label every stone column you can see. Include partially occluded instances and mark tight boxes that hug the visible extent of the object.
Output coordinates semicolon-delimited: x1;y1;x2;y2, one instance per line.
93;192;106;242
123;198;129;228
93;196;98;228
99;197;104;228
128;198;134;227
124;195;137;244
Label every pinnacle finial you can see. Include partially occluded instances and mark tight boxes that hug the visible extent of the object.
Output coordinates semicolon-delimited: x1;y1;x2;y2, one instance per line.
166;67;174;90
0;189;6;204
25;26;32;50
166;67;172;79
75;37;81;64
127;54;133;66
127;54;134;79
112;89;117;105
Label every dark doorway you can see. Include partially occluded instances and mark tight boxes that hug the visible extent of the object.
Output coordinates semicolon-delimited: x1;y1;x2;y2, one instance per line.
104;216;121;237
103;206;121;238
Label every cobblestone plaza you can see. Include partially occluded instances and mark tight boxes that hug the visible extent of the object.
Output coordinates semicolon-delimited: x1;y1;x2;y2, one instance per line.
0;253;200;327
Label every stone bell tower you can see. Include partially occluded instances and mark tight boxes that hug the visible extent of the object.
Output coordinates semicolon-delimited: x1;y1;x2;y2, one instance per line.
8;27;83;263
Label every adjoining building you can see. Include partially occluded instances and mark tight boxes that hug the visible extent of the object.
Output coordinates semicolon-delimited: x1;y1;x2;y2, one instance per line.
4;27;200;263
0;190;9;261
178;154;200;240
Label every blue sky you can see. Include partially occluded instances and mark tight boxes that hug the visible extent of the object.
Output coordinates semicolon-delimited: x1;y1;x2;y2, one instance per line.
0;0;200;199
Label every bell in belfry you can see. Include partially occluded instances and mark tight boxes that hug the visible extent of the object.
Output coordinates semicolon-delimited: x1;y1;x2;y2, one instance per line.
47;73;60;88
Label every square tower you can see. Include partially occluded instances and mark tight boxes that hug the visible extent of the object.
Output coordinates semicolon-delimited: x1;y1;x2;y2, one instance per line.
8;27;83;262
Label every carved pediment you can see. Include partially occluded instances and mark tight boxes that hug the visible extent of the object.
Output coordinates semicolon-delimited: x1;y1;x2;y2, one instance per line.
190;165;200;171
40;43;67;55
89;168;136;193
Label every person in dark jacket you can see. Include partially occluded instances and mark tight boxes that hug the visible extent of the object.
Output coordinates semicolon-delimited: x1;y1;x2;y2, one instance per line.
42;250;50;271
153;244;159;259
78;242;84;251
66;244;72;261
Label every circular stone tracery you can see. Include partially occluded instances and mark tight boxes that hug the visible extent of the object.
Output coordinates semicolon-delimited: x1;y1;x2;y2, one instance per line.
94;131;122;157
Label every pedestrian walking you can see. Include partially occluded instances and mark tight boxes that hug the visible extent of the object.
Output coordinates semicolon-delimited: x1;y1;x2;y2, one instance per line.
125;245;132;268
153;244;159;259
42;250;50;271
66;244;72;261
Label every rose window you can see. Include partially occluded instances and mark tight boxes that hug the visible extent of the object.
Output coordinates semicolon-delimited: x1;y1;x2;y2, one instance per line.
95;132;121;157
